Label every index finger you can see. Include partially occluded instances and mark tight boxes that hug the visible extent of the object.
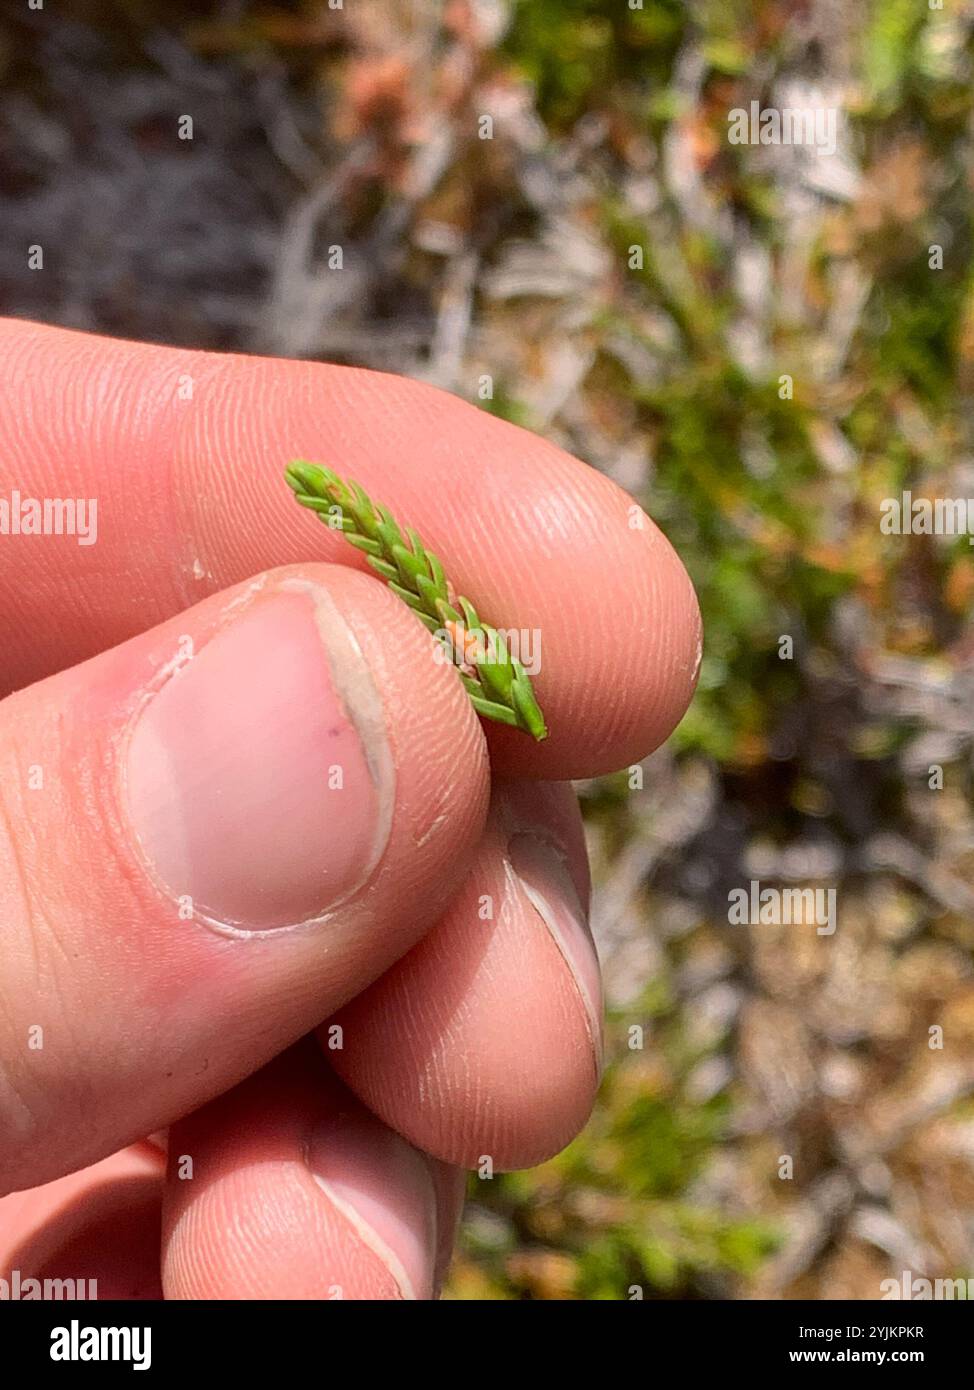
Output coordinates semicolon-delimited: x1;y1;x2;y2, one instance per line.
0;318;700;776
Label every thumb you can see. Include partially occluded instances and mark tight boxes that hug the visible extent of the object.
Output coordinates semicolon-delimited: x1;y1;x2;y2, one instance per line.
0;563;487;1195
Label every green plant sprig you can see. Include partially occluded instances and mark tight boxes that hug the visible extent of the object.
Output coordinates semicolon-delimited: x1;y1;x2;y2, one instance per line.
285;461;548;740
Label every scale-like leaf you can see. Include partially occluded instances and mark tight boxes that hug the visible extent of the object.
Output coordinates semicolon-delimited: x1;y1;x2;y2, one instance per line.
283;461;548;740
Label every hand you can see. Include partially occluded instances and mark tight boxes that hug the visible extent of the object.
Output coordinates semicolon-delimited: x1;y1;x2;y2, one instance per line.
0;318;700;1298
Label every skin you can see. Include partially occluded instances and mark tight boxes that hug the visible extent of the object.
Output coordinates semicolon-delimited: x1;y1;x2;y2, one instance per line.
0;318;701;1299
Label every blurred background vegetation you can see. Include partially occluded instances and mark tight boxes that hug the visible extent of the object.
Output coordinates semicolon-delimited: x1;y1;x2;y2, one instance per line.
3;0;974;1298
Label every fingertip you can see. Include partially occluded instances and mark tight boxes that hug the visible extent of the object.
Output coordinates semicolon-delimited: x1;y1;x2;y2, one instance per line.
0;559;490;1191
162;1051;442;1300
328;783;601;1170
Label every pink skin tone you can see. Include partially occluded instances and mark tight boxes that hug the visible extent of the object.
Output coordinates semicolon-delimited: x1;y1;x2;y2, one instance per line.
328;783;603;1171
0;320;700;1297
125;586;389;931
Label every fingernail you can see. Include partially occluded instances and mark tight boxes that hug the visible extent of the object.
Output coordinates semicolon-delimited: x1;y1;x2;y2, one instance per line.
508;833;603;1075
307;1112;437;1300
124;581;394;931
